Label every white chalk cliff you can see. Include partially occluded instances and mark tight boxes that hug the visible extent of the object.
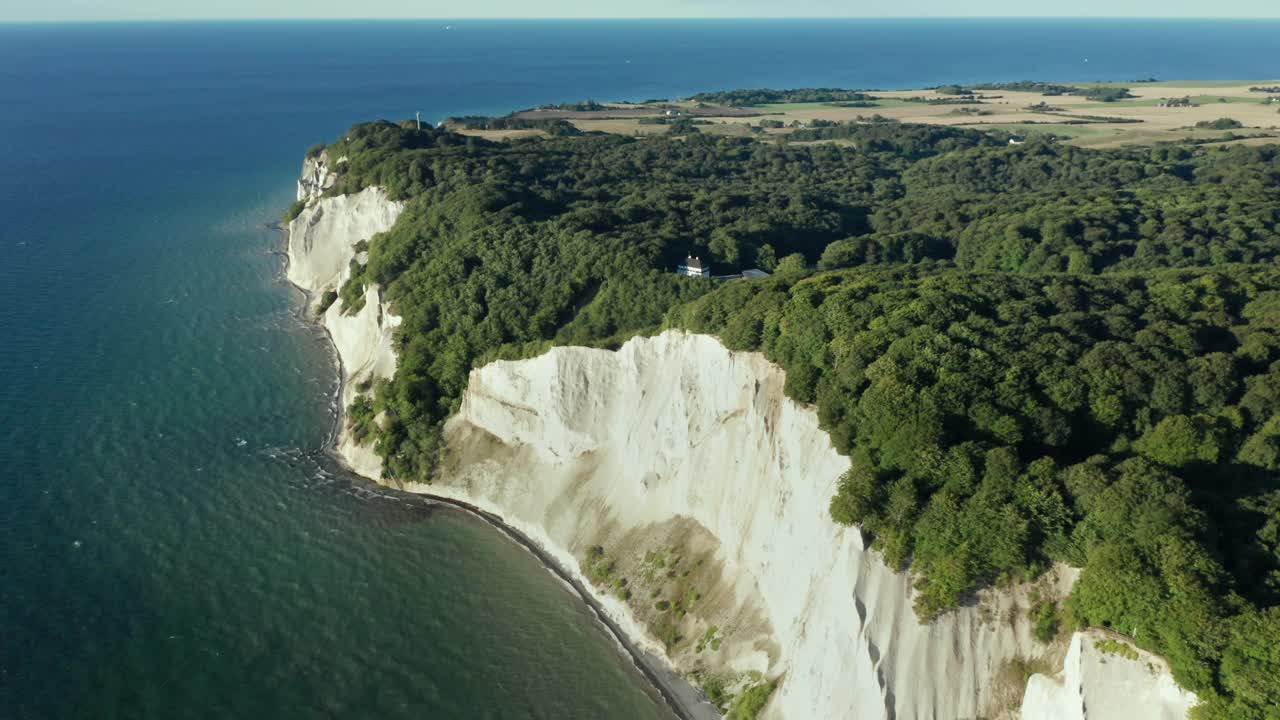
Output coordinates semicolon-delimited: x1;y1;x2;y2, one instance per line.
297;153;340;202
324;286;401;480
286;155;404;479
286;164;1196;719
1021;630;1197;720
286;154;404;300
425;331;1073;719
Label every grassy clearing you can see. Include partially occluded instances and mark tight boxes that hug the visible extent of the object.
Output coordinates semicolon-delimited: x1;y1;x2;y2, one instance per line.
570;118;669;136
728;679;776;719
454;127;547;140
758;98;915;110
860;98;915;108
1028;596;1064;644
696;671;776;720
757;101;830;111
1105;95;1269;107
695;625;722;653
962;122;1105;138
993;654;1057;714
591;536;720;654
1077;79;1279;88
1094;637;1141;661
1157;79;1280;88
699;123;755;137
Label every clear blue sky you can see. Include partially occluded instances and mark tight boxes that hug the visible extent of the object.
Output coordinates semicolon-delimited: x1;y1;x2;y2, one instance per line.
5;0;1280;22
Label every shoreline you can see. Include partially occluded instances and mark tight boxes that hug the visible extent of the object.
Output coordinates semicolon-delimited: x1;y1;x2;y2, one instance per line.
277;228;718;720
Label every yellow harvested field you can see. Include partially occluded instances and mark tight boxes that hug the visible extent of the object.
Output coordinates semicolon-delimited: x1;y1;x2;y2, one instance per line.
455;128;547;141
565;81;1280;148
571;119;669;136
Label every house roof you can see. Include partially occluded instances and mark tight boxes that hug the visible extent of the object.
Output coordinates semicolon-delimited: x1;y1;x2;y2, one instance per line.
683;255;705;270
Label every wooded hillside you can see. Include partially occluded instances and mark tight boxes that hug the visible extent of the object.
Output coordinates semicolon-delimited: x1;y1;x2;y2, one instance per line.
319;117;1280;717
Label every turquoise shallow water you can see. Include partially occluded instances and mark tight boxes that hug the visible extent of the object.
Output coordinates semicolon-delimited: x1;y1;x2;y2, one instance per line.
3;19;1279;720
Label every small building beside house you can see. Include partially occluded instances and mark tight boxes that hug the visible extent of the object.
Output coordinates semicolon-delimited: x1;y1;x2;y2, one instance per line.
678;255;711;278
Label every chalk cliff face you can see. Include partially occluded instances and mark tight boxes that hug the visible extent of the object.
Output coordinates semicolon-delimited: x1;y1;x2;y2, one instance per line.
421;331;1082;720
289;170;1195;719
298;154;339;202
1020;630;1197;720
285;157;403;477
285;187;403;299
324;285;401;480
286;153;403;301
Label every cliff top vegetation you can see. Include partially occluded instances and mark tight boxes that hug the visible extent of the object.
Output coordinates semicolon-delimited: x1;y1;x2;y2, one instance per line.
308;111;1280;718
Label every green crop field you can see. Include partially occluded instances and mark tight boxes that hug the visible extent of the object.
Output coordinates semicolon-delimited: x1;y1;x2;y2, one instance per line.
1104;95;1270;107
757;98;915;110
758;101;833;110
1078;79;1280;88
962;122;1105;138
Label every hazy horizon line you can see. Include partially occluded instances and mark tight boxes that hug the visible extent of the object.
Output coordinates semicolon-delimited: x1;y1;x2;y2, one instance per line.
6;15;1280;24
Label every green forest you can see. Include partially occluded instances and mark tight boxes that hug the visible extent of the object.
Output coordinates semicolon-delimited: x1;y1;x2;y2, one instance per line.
972;80;1138;101
310;116;1280;717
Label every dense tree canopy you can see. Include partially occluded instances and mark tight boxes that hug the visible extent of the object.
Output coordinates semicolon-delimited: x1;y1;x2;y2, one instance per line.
312;116;1280;717
972;80;1081;95
670;265;1280;712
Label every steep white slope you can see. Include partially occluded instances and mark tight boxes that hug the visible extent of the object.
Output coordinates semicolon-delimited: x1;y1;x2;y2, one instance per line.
287;171;1195;720
1021;630;1197;720
418;331;1074;719
284;156;403;478
298;154;339;201
323;286;401;480
285;187;403;297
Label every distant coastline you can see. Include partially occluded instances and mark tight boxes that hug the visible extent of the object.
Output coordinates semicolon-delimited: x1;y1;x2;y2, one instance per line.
444;78;1280;149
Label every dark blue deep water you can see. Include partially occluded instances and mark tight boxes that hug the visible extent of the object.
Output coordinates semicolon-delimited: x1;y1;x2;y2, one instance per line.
1;19;1277;720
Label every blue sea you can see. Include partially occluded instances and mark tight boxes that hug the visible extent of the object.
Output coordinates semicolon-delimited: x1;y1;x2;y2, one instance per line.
1;19;1277;720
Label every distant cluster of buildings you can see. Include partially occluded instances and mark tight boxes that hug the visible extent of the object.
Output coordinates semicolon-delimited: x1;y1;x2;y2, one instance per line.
677;255;770;281
1156;98;1199;108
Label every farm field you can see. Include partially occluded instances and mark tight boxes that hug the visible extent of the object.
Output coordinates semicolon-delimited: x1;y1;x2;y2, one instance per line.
456;80;1280;148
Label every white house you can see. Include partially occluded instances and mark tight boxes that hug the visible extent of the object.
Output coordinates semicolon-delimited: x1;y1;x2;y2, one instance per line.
677;255;711;278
